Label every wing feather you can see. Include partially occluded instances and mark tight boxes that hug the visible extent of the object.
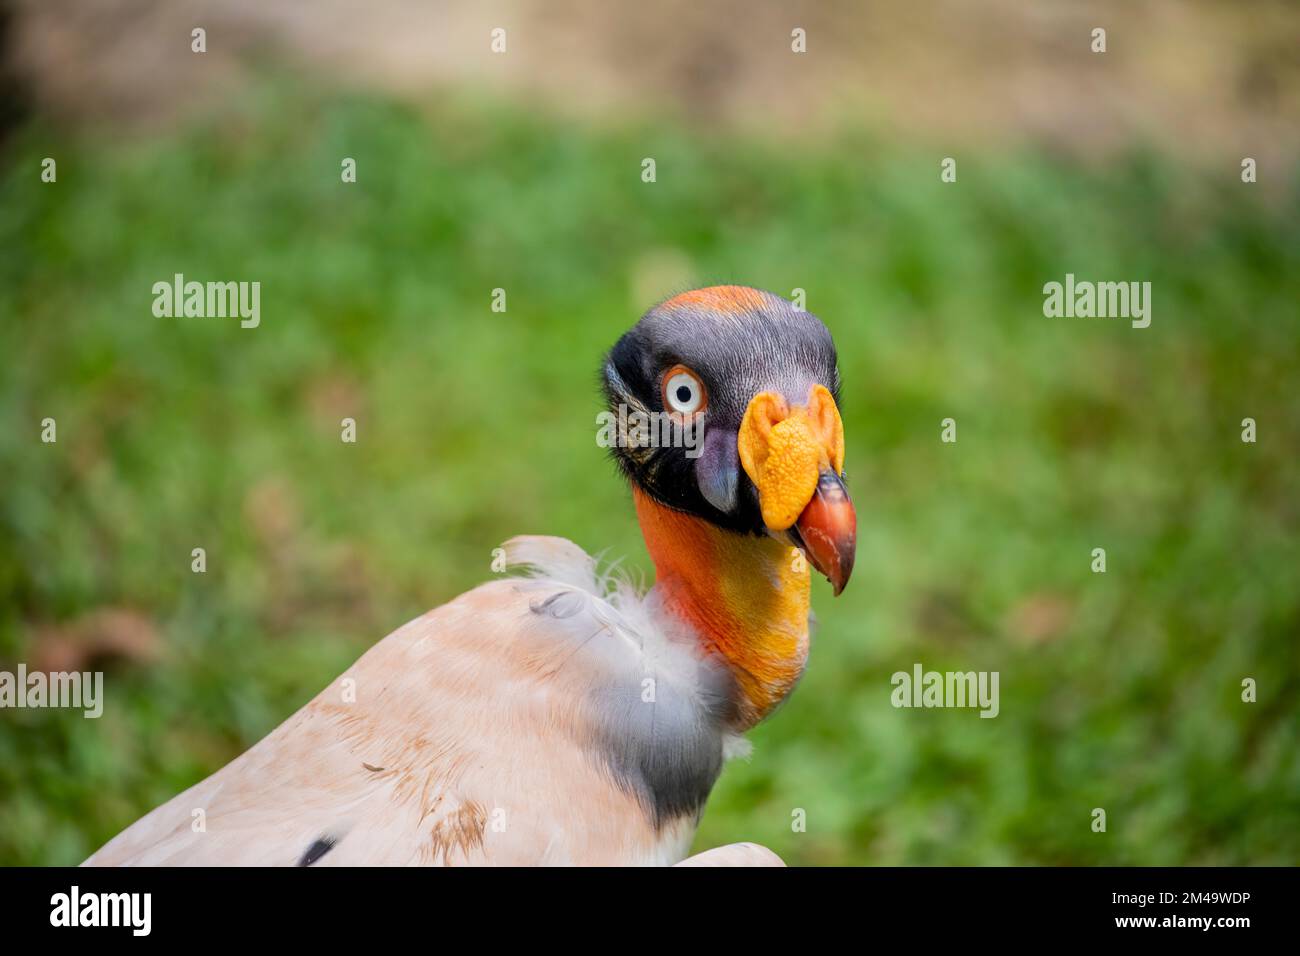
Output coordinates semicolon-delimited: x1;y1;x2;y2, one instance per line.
85;540;711;866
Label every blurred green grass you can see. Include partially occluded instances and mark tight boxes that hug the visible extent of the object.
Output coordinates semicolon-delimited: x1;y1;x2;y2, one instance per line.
1;84;1298;865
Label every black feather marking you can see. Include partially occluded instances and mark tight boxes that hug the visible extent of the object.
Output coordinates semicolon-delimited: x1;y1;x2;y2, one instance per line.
297;836;337;867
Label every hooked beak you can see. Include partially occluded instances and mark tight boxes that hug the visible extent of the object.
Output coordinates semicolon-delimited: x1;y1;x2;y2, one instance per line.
737;384;857;595
792;469;856;596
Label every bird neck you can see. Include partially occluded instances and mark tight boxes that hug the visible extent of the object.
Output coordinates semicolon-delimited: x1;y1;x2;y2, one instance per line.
633;489;811;731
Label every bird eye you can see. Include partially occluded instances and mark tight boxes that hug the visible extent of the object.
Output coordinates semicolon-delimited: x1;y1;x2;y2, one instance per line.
661;366;707;416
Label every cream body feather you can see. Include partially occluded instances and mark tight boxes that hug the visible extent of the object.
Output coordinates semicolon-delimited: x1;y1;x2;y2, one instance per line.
84;536;772;866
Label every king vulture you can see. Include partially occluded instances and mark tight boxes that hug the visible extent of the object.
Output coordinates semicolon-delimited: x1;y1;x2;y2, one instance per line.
84;286;856;866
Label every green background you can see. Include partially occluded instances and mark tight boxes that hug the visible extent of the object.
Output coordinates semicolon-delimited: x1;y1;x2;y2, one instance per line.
1;85;1297;865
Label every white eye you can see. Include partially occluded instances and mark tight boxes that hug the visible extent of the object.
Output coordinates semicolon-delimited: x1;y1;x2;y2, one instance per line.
663;368;706;415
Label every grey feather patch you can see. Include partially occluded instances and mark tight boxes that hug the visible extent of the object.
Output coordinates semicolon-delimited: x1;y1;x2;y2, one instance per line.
587;662;736;830
530;590;586;619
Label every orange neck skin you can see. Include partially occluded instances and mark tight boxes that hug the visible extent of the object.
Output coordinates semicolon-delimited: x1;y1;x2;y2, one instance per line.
633;489;811;731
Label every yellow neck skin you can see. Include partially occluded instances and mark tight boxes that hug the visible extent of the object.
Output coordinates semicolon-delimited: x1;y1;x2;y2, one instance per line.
633;489;811;730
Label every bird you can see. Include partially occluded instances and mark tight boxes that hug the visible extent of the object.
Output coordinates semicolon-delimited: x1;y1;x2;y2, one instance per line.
83;285;856;866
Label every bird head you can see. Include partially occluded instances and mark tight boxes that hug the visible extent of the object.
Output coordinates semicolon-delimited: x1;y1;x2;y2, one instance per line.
602;286;856;595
